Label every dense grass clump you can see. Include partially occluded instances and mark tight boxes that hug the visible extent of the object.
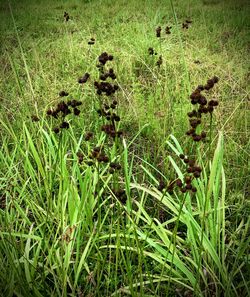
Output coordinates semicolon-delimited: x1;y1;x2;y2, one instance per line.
0;0;249;296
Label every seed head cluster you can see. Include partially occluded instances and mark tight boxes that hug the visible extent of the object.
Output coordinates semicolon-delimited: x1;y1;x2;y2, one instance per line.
186;76;219;142
88;37;95;45
46;96;82;133
78;73;90;84
158;179;175;194
89;146;109;163
156;55;163;67
156;25;173;38
156;26;162;38
165;26;172;34
182;19;192;29
64;12;70;22
176;154;203;193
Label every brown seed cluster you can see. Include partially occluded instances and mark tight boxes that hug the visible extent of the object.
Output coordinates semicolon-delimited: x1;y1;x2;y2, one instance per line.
158;76;220;195
31;115;39;122
78;73;90;84
94;52;118;96
156;25;173;38
109;162;121;174
148;47;155;55
98;52;113;66
112;188;126;203
93;52;123;138
156;26;162;38
64;12;70;22
165;26;172;34
186;76;219;142
84;131;94;141
99;68;116;81
156;55;163;67
176;154;203;193
59;90;69;97
46;97;82;133
158;179;175;194
94;81;119;96
182;19;192;29
101;124;123;139
89;146;109;163
88;37;95;45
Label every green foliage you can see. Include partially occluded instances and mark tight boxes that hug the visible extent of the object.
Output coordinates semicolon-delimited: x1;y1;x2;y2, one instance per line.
0;0;249;296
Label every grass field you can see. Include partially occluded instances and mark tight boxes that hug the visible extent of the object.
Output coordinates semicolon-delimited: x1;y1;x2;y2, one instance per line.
0;0;249;296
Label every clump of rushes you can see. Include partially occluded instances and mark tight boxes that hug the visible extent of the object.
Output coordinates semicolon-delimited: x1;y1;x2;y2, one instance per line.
46;94;83;133
88;37;95;45
156;26;162;38
186;76;219;142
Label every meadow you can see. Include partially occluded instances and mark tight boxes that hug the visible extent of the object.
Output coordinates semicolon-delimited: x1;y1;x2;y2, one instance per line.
0;0;249;296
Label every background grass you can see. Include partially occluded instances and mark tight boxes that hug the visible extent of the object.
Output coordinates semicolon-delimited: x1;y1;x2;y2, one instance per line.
0;0;249;296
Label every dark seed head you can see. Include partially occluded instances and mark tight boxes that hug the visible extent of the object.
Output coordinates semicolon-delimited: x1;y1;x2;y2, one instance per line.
180;187;187;193
176;179;183;187
114;115;120;122
197;85;204;91
201;131;206;138
59;90;69;97
185;176;192;184
193;171;201;178
53;127;60;134
156;26;162;38
73;108;80;116
31;115;39;122
199;96;207;106
187;167;194;173
193;135;202;142
148;47;154;55
84;132;93;141
212;76;219;83
188;159;195;166
158;179;165;191
93;146;101;153
194;166;202;172
109;168;115;174
191;186;197;193
208;106;214;113
46;109;53;116
60;121;69;129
